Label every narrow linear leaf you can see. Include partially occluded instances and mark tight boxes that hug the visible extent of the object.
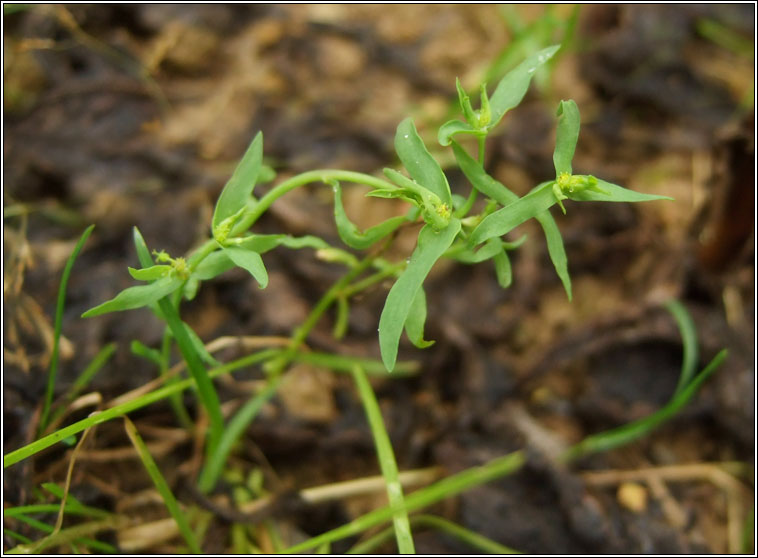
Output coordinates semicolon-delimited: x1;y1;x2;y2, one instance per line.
561;349;727;461
568;178;674;203
82;276;183;318
489;45;560;127
553;99;580;177
664;299;699;396
395;118;452;205
40;224;95;432
470;181;556;246
492;246;513;288
351;365;415;553
452;141;517;204
124;418;202;554
131;340;163;367
223;246;268;288
212;131;263;229
128;265;171;281
450;237;504;264
197;377;281;493
404;288;434;349
536;213;572;300
379;219;461;371
333;183;407;249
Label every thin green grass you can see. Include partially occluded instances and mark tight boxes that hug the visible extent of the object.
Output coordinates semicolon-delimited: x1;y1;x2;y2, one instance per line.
347;514;521;554
4;347;411;468
197;375;282;493
123;416;202;554
39;224;95;434
351;364;415;553
46;342;116;429
664;299;699;396
4;515;127;554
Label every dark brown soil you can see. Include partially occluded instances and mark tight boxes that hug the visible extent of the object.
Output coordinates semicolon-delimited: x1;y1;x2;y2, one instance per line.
3;4;754;554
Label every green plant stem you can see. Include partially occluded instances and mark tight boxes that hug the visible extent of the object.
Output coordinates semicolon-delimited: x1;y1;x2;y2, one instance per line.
160;327;194;430
157;298;224;459
351;365;414;553
186;170;397;280
234;170;397;236
266;252;380;376
342;261;406;298
454;137;486;219
39;224;95;434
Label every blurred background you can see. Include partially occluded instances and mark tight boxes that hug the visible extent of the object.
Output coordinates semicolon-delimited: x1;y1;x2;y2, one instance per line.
3;4;755;553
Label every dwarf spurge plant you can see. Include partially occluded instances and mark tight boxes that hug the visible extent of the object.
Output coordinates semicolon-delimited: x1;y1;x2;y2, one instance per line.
77;45;671;485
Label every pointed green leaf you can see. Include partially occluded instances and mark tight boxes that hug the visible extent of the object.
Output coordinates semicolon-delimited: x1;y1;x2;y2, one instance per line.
404;288;434;349
379;219;461;371
450;237;504;264
553;99;580;177
395;118;452;205
128;265;172;281
133;227;155;268
258;164;277;184
212;131;263;230
452;141;518;204
183;277;200;300
333;182;407;249
365;189;415;202
489;45;560;128
492;246;513;288
456;77;477;124
192;251;236;281
469;181;557;246
131;340;163;367
537;214;571;300
438;120;478;147
568;178;674;203
82;276;183;317
223;246;268;288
